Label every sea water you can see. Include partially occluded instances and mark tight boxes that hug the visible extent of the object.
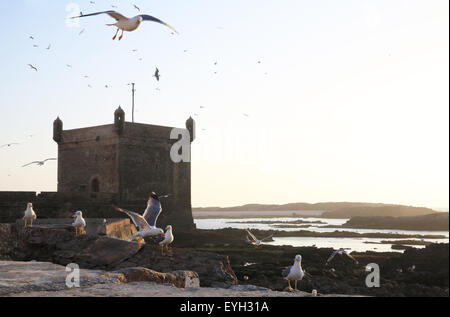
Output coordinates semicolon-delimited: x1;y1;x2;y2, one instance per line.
194;216;449;253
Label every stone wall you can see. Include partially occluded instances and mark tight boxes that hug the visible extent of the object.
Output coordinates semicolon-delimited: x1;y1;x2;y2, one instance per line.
0;191;195;231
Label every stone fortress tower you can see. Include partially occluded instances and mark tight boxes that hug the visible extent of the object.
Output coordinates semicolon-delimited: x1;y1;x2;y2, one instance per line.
52;107;196;231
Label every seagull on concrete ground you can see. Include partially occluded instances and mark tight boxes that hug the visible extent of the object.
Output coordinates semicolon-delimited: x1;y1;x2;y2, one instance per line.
71;10;178;41
22;158;57;167
23;203;37;228
72;211;86;237
282;254;305;292
113;206;164;243
326;248;359;265
245;229;273;246
159;225;174;256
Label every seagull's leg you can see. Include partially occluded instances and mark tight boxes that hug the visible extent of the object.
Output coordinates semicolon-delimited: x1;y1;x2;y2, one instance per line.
119;29;124;41
112;28;119;40
288;280;293;292
295;280;299;292
24;219;27;228
161;245;164;256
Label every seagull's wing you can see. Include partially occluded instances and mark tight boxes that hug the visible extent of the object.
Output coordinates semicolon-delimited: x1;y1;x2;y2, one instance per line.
327;250;339;263
113;206;151;230
245;229;258;242
282;266;292;278
143;201;162;227
343;251;359;264
43;158;57;162
260;234;274;242
72;10;127;21
22;161;40;167
140;15;179;34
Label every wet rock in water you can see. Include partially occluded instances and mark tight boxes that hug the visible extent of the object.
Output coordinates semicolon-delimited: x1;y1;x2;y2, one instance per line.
114;267;200;288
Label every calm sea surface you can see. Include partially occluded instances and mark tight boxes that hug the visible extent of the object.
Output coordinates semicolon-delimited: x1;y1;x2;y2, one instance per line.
194;215;449;253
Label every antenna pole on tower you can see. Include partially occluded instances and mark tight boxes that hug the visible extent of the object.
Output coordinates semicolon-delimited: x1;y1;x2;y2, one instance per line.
131;83;136;123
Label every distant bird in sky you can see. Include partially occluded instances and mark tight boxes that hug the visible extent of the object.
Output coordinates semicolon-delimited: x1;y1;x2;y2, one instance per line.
22;158;57;168
243;113;250;118
133;4;140;11
46;44;51;50
33;44;38;48
88;84;93;88
79;28;85;36
29;35;34;40
71;10;179;41
1;143;20;148
245;229;273;246
153;68;160;81
27;64;38;72
282;254;305;292
66;64;72;68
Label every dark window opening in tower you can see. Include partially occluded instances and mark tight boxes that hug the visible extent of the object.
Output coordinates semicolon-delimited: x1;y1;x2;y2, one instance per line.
91;178;100;193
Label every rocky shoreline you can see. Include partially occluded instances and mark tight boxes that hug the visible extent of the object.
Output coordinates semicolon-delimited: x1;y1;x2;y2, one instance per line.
1;223;448;297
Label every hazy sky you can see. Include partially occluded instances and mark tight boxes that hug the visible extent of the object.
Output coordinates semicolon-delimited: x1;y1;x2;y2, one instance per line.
0;0;448;209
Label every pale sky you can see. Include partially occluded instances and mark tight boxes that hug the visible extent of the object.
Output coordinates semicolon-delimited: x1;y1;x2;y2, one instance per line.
0;0;448;209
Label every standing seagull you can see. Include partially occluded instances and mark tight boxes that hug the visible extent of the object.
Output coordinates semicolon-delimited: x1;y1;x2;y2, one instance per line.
71;10;178;41
113;206;164;242
22;158;57;167
282;255;305;292
72;211;87;237
159;225;174;256
23;203;37;228
245;229;273;246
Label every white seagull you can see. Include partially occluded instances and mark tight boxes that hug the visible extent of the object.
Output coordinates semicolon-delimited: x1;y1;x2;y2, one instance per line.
71;10;179;41
22;158;57;168
159;225;174;256
326;248;359;265
282;254;305;292
113;206;164;242
245;229;273;246
23;203;37;227
72;211;86;236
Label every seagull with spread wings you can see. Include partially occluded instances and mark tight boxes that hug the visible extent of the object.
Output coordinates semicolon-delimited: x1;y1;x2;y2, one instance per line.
1;143;20;148
113;206;164;242
245;229;274;246
22;158;57;167
71;10;178;41
326;248;359;265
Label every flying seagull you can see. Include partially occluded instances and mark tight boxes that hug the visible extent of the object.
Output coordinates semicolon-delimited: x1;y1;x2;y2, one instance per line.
245;229;273;246
282;254;305;292
113;206;164;242
27;64;38;72
1;143;20;148
326;248;359;265
133;4;140;11
22;158;57;167
153;68;160;81
71;10;179;41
